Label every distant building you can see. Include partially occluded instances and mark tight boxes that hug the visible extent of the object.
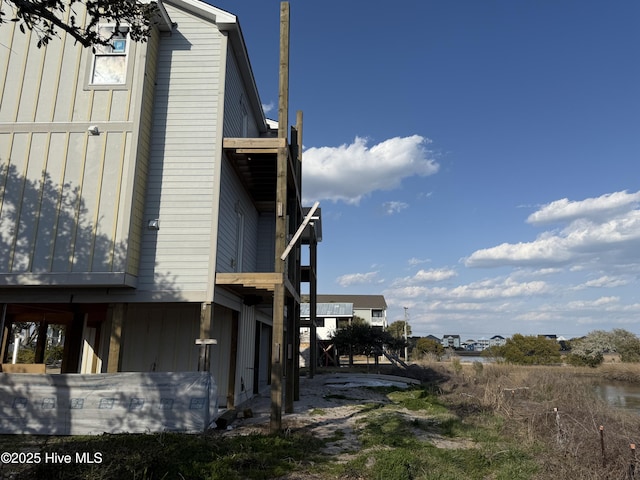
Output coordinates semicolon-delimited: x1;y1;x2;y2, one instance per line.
300;303;353;342
489;335;506;347
442;335;461;349
316;295;387;329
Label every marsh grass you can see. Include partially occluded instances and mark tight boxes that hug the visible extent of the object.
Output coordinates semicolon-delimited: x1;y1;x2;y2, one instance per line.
433;361;640;479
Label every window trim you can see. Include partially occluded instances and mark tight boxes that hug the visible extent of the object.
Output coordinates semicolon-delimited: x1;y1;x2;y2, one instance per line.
84;24;136;90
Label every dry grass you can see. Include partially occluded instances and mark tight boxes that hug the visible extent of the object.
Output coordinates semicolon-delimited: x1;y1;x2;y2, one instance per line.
420;361;640;479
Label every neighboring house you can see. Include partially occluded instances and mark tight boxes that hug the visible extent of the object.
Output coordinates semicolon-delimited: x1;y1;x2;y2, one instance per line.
441;335;461;349
300;303;354;342
0;0;311;411
299;302;352;367
315;295;388;329
462;339;478;351
489;335;506;348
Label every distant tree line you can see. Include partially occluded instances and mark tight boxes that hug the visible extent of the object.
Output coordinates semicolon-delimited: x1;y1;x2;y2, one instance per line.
330;322;640;368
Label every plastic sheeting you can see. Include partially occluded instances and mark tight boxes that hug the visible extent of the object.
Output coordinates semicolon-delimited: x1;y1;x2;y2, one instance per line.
0;372;217;435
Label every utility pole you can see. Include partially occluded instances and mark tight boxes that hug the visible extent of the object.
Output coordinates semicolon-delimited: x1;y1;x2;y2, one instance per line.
403;307;409;361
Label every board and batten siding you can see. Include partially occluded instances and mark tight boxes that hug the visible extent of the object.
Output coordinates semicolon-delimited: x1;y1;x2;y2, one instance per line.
0;1;156;286
120;303;201;372
137;4;227;299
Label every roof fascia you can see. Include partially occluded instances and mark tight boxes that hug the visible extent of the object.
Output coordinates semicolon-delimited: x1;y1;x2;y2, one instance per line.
144;0;173;31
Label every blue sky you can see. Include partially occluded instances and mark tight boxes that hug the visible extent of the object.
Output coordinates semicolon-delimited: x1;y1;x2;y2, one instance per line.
215;1;640;339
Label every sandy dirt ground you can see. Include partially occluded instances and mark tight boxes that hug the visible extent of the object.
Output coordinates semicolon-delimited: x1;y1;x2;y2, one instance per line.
217;372;470;457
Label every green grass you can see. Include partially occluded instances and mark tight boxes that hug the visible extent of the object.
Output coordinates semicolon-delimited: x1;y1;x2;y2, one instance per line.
6;432;326;480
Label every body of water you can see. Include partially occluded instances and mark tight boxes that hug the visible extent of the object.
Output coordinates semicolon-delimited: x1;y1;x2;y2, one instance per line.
593;380;640;413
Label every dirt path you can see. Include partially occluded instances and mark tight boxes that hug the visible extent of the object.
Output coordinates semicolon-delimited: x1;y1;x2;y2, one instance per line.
218;373;470;458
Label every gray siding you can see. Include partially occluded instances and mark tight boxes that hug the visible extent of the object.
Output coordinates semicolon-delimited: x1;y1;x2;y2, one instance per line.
138;4;226;297
222;47;261;138
215;157;258;273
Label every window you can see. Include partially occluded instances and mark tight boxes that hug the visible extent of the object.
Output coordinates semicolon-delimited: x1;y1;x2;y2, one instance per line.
90;25;130;85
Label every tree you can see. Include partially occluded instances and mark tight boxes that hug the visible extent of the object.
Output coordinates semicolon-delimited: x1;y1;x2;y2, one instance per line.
493;334;561;365
570;329;640;364
330;324;395;367
414;338;444;359
387;320;412;340
0;0;156;48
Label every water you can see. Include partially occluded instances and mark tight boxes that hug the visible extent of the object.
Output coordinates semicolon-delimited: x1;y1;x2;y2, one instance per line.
593;380;640;413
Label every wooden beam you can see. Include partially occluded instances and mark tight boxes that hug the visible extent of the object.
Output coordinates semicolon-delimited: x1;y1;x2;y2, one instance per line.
233;148;279;155
223;137;287;149
215;272;283;290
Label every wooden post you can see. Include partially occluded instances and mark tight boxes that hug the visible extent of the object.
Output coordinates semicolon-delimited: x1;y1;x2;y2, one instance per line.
599;425;605;467
630;443;636;479
270;283;285;432
270;0;290;433
0;304;7;362
34;320;49;364
106;303;126;373
309;232;317;378
61;310;85;373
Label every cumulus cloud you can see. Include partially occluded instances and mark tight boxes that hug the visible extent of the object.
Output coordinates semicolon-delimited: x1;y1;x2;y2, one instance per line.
393;268;457;286
527;190;640;225
336;271;381;287
387;276;550;303
302;135;439;204
465;190;640;269
575;276;630;289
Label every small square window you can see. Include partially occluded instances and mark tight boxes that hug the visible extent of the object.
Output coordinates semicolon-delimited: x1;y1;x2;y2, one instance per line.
91;25;130;85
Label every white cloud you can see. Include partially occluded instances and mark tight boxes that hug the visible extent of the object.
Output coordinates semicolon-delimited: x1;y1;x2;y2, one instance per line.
393;268;457;286
575;275;630;290
382;201;409;215
262;102;275;115
387;276;550;303
527;190;640;225
302;135;439;204
408;257;430;267
465;190;640;269
336;271;381;287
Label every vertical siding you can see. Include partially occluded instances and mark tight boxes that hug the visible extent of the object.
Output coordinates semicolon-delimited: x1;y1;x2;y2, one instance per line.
120;303;200;371
138;5;225;295
235;304;257;405
210;304;233;407
0;1;154;283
